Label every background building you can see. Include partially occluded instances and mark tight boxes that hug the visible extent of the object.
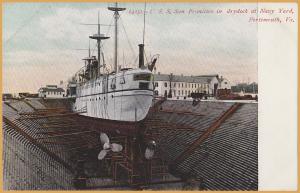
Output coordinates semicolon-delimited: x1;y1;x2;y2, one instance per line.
3;93;13;101
38;85;65;98
153;73;229;99
231;82;258;93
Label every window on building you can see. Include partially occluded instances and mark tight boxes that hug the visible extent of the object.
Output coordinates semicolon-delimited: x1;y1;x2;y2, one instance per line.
155;82;158;87
178;83;180;88
192;84;193;88
174;83;176;87
164;82;167;87
182;83;184;87
178;90;180;95
185;90;187;95
185;83;187;88
173;90;176;96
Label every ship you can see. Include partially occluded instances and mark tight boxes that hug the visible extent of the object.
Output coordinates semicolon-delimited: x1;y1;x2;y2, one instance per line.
68;3;158;122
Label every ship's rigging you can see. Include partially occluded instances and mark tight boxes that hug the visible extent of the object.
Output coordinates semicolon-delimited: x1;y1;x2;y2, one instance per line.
68;2;159;123
74;3;157;78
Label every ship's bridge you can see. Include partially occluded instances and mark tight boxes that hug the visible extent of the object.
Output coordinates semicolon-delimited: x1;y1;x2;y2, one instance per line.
127;68;154;90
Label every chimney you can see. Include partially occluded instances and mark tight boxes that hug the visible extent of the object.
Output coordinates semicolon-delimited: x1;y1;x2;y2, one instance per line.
138;44;144;68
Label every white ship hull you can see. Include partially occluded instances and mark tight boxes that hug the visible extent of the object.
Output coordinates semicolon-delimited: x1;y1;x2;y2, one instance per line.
74;68;154;122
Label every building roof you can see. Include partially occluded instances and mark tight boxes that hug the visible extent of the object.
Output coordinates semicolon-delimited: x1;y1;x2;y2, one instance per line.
3;93;13;97
39;87;65;93
153;74;218;84
46;85;58;88
195;74;219;78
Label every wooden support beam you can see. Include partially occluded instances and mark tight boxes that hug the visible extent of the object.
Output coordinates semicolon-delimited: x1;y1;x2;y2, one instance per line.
171;103;242;166
17;112;85;120
41;124;86;129
149;125;195;131
19;110;70;116
144;120;195;131
42;138;95;145
52;143;100;153
3;116;74;173
43;119;77;124
159;109;204;116
4;102;18;112
36;130;86;135
22;99;37;111
36;130;96;140
36;107;68;111
84;179;184;190
151;97;166;110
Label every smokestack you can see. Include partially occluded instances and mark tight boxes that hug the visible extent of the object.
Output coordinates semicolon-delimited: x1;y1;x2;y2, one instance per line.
138;44;144;68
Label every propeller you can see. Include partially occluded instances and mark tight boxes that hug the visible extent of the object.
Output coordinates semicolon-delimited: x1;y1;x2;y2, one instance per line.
145;140;156;160
98;133;123;160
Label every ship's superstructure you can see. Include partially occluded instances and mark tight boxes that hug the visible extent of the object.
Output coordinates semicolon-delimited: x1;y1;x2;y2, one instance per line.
71;3;158;122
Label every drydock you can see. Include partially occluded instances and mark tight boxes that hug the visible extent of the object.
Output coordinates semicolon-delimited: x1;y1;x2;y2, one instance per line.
3;98;257;190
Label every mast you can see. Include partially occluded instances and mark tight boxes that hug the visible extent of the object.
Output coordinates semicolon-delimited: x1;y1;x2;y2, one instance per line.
82;40;95;80
97;12;101;75
108;3;126;73
89;11;110;76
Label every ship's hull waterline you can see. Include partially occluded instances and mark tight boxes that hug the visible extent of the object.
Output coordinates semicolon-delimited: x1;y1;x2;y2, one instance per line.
75;89;153;122
73;69;154;122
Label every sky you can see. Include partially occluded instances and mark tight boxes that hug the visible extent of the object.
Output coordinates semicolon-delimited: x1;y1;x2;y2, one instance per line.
3;2;258;93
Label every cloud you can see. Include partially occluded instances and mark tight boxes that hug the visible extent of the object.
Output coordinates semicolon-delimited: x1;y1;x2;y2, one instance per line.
3;3;258;93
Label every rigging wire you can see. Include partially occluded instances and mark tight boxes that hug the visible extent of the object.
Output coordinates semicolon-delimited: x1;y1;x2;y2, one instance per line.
119;17;137;67
4;4;43;45
142;2;146;45
142;2;149;66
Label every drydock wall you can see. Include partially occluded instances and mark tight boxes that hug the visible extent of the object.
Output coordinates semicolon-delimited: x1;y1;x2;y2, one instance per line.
3;99;74;190
147;100;258;190
3;122;74;190
2;98;258;190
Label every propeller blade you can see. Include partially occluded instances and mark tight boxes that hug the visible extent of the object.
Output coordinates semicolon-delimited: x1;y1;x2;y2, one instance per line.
103;142;110;150
145;148;155;160
100;133;110;145
111;143;123;152
98;149;108;160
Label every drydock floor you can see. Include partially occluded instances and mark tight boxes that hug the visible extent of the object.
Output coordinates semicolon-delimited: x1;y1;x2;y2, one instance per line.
3;98;257;190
